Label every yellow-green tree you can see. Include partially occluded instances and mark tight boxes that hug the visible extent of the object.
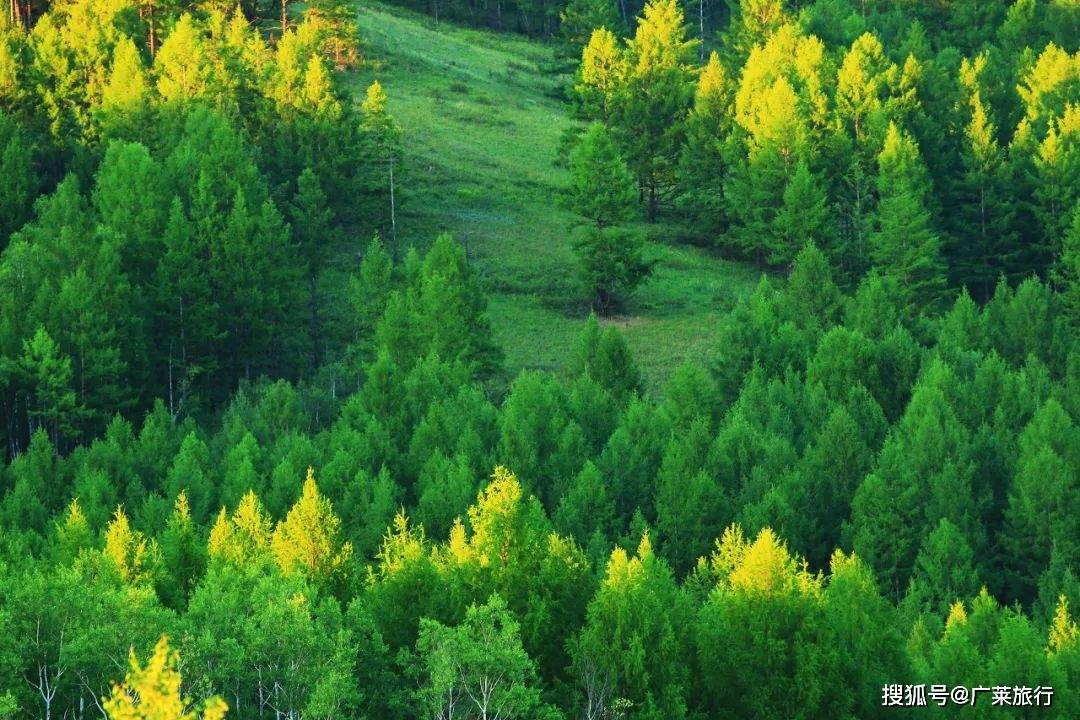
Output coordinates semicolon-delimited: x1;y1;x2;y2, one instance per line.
207;490;273;567
103;636;227;720
271;467;353;586
104;506;159;585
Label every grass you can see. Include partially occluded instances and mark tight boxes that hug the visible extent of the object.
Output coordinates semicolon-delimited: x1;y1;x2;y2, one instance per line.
350;3;759;394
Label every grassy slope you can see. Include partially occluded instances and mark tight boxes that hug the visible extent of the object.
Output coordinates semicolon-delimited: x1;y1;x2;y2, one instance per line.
351;3;759;393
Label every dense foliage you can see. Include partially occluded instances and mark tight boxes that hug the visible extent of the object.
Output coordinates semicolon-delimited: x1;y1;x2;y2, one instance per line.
1;0;1080;719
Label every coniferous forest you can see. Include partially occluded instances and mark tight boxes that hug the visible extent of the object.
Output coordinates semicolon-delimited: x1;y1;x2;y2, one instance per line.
0;0;1080;717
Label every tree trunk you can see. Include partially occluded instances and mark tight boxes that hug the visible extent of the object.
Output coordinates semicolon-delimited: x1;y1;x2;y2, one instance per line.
309;272;321;369
699;0;705;62
389;156;397;247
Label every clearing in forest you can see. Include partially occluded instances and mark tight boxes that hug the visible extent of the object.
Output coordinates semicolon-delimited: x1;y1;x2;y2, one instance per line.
352;3;758;392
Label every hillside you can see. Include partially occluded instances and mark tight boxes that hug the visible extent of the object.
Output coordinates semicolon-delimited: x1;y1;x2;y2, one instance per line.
352;3;757;392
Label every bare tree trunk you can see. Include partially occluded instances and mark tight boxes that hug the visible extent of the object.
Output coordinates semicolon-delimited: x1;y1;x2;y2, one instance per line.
699;0;705;62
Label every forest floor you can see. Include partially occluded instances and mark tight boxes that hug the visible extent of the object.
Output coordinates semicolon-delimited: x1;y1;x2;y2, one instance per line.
351;3;759;393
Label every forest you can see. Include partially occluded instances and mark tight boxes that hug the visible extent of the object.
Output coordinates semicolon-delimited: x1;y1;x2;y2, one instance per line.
0;0;1079;717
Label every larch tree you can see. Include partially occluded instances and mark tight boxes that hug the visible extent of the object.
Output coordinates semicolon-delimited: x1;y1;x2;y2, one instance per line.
950;54;1018;299
0;110;37;245
617;0;696;221
103;505;159;586
677;50;732;241
771;160;833;266
572;532;690;720
103;636;227;720
574;27;625;123
153;15;213;105
289;167;332;370
271;467;353;587
303;0;359;69
19;326;78;446
361;80;402;249
207;489;273;568
559;0;621;57
564;122;650;314
1053;202;1080;321
870;124;947;319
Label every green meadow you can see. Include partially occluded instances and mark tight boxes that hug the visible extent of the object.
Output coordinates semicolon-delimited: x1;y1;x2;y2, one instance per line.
352;3;757;392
